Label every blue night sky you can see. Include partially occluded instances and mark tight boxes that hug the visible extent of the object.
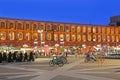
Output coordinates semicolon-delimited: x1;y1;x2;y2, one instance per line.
0;0;120;25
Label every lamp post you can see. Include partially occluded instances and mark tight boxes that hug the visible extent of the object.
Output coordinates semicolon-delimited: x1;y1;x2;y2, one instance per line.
60;39;64;53
38;30;43;52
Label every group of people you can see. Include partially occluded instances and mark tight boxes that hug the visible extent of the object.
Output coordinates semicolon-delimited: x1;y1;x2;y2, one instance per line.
84;49;103;63
0;51;35;63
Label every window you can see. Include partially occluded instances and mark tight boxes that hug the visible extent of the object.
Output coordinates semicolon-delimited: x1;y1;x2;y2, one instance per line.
18;23;22;29
66;34;70;41
93;27;96;33
46;33;51;40
53;25;57;31
0;32;6;40
71;26;75;32
93;34;96;41
54;34;58;41
17;32;23;40
88;27;91;33
102;35;106;42
25;33;30;40
59;34;64;41
111;36;115;42
0;22;5;29
102;27;106;34
33;24;37;30
33;33;38;41
26;24;30;30
38;24;44;30
59;26;63;31
65;26;69;32
9;23;14;29
46;25;50;31
77;27;81;33
71;35;76;41
9;32;14;40
87;34;92;41
77;35;81;41
98;35;101;42
111;27;114;34
107;36;110;42
82;35;86;42
107;27;110;34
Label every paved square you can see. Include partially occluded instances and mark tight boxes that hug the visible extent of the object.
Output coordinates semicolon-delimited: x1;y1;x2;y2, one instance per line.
0;58;120;80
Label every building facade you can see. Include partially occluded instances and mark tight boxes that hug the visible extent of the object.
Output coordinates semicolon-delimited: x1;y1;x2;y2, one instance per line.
0;17;120;51
110;15;120;26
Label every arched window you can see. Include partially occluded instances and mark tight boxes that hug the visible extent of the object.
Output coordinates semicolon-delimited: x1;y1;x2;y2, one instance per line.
25;33;30;40
54;34;58;41
77;35;81;41
17;32;23;40
0;32;6;40
9;32;14;40
66;34;70;41
59;34;64;41
33;24;37;30
46;33;52;40
77;27;81;33
33;33;38;41
26;24;30;30
18;23;23;30
71;34;76;41
0;22;5;29
65;26;69;32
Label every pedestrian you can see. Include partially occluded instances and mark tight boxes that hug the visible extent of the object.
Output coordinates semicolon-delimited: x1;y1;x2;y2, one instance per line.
24;52;28;62
19;52;23;62
8;52;12;62
29;52;34;61
0;52;2;63
13;52;17;62
2;52;7;63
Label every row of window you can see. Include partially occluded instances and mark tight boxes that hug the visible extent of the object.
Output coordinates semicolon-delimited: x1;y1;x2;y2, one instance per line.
0;22;120;34
0;32;119;42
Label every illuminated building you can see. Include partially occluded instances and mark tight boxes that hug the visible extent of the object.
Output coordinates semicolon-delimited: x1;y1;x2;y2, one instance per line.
0;17;120;51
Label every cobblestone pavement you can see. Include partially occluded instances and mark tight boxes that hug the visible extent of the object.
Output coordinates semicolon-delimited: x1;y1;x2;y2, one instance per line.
0;58;120;80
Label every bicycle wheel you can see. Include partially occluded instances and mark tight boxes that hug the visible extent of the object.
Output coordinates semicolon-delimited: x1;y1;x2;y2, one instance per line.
49;60;55;67
58;61;64;67
60;57;67;64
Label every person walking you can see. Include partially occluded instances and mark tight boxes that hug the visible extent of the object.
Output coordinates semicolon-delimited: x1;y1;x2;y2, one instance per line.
8;52;12;62
2;52;7;63
29;52;34;61
19;52;23;62
0;52;2;63
13;52;17;62
24;52;28;62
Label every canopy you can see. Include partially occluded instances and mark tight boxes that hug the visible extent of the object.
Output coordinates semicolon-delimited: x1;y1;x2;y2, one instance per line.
0;45;20;51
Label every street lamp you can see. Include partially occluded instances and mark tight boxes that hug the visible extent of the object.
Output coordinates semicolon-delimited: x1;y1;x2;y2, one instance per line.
60;39;64;53
38;30;43;52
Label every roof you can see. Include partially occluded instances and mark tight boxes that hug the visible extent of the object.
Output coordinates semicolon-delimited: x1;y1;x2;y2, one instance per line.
0;16;110;27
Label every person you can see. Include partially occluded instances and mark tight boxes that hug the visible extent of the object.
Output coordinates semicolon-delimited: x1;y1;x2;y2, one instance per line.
2;52;7;63
13;52;17;62
24;52;28;62
19;52;23;62
0;52;2;63
52;53;58;62
91;52;97;61
8;52;12;62
29;52;34;61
